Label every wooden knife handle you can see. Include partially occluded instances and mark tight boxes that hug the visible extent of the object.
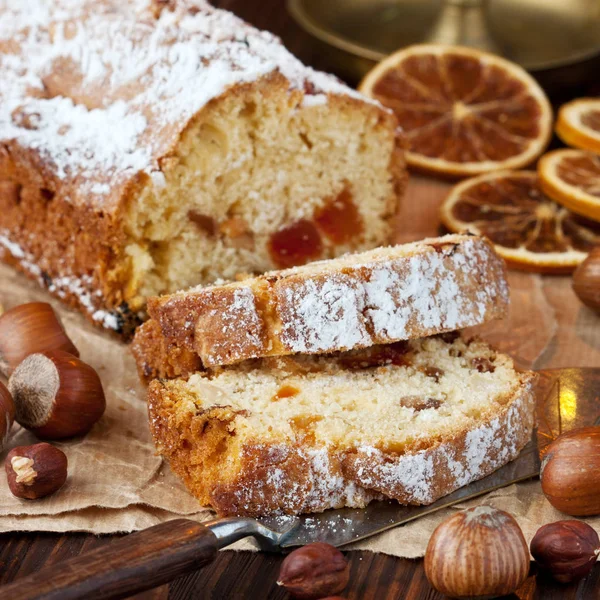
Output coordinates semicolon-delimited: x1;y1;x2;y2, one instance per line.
0;519;218;600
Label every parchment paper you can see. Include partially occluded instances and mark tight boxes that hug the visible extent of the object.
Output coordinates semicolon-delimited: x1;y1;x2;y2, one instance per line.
0;175;598;557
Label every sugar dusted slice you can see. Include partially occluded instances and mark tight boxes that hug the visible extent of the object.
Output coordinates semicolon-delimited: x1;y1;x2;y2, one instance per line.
148;335;536;517
134;234;509;378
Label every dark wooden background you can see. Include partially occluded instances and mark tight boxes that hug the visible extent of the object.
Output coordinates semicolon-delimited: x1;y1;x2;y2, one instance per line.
1;1;599;598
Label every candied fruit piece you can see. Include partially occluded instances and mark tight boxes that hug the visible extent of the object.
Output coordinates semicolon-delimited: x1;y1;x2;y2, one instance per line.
272;385;300;402
268;219;323;268
314;188;364;245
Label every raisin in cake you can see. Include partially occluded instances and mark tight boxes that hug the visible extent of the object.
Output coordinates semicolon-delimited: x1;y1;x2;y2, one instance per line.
148;335;536;517
132;234;509;379
0;0;405;335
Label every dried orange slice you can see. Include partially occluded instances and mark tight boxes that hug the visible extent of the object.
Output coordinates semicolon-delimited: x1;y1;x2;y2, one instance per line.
556;98;600;154
441;171;600;273
359;45;553;178
538;149;600;222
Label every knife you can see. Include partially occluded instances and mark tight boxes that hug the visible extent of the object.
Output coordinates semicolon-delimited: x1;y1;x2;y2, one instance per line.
1;367;598;600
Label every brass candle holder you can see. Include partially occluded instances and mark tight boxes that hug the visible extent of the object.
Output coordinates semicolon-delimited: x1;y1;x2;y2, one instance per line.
288;0;600;91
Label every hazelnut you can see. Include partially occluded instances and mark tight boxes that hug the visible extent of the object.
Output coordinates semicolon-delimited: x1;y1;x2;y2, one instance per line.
0;302;79;376
277;542;350;600
8;349;106;439
0;381;15;453
188;211;217;236
531;520;600;583
5;443;68;499
424;506;529;598
540;426;600;516
220;217;255;250
573;248;600;313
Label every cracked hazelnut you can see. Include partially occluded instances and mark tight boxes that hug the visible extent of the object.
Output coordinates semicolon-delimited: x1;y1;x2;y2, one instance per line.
425;506;529;598
0;381;15;453
540;426;600;516
0;302;79;376
531;520;600;583
8;349;105;439
277;542;349;600
5;443;68;499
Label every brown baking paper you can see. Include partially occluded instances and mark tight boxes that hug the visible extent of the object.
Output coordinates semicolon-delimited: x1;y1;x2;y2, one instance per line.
0;175;599;557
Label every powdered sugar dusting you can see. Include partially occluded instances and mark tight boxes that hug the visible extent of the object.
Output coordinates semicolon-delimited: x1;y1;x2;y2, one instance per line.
364;238;505;337
218;288;260;339
48;275;121;330
278;236;508;354
0;0;373;205
280;277;371;353
0;234;27;261
305;448;378;511
195;286;265;366
354;446;437;504
225;444;377;516
204;286;265;364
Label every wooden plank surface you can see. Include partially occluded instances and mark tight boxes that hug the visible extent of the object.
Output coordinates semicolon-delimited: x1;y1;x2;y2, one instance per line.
1;1;599;599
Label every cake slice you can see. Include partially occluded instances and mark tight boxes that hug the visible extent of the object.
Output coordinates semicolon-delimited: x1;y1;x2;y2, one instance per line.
0;0;404;335
148;334;536;517
133;234;509;379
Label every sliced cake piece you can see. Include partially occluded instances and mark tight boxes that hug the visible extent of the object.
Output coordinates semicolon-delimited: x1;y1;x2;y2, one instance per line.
148;335;536;517
134;234;509;379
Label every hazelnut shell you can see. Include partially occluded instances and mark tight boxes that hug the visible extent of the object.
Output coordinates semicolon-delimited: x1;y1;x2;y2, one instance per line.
0;302;79;376
278;542;349;600
573;248;600;313
531;520;600;583
425;506;530;599
5;443;68;499
541;426;600;516
9;349;106;439
0;381;15;453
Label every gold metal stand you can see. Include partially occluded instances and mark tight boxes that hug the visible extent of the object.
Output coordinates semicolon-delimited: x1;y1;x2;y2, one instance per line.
424;0;501;54
289;0;600;86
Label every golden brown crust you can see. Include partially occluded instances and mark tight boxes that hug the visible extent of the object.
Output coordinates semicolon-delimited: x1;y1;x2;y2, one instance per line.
137;235;509;379
131;320;202;382
148;371;536;517
0;147;140;335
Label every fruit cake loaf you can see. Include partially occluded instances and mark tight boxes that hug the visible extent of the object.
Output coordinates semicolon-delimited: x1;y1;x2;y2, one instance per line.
148;334;536;517
0;0;405;336
133;234;509;379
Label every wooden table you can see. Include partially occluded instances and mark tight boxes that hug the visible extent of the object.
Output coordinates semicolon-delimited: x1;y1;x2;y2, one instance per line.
1;1;599;598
